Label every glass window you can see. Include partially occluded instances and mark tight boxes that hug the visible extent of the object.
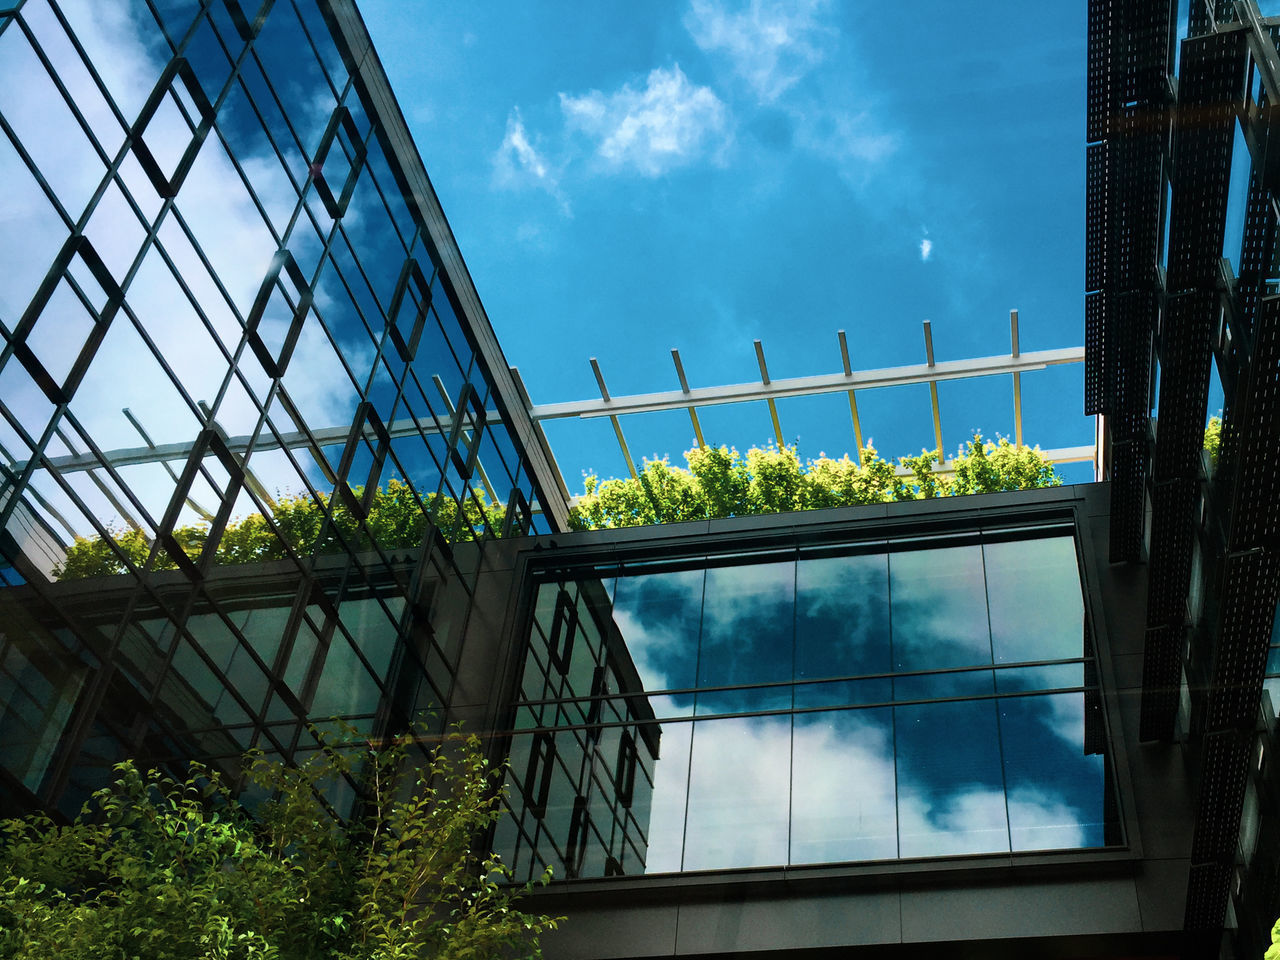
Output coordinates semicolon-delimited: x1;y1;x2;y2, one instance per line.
791;707;897;863
889;544;990;673
500;528;1118;880
985;536;1084;663
683;715;790;870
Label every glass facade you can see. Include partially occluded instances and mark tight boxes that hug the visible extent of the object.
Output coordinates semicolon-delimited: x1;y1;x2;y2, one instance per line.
0;0;554;814
499;528;1121;880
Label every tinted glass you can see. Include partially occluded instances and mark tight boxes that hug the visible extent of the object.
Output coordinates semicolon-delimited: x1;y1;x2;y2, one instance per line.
501;530;1118;880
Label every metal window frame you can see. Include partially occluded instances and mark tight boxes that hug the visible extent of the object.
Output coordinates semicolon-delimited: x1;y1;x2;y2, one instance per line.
130;56;217;199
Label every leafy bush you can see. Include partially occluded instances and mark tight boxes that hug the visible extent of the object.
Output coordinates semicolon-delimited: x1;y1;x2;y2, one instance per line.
568;435;1061;530
0;730;558;960
55;480;505;581
1204;415;1222;470
54;436;1065;578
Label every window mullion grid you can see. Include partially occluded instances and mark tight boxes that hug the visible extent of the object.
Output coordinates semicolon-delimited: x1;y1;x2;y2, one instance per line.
43;0;135;133
138;0;199;55
244;44;323;185
163;205;253;330
287;0;342;103
14;14;119;168
144;230;242;372
510;683;1100;741
205;121;289;249
333;219;408;339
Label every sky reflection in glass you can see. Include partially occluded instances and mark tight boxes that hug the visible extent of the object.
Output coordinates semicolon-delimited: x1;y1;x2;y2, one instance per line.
504;532;1117;880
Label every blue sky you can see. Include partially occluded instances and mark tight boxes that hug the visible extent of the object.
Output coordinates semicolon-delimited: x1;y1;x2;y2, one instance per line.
359;0;1093;487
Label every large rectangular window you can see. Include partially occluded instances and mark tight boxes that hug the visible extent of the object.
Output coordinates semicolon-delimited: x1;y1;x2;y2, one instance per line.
498;526;1122;880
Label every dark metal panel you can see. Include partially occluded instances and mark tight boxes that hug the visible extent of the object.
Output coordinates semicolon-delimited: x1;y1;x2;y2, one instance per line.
1139;621;1185;741
1087;141;1111;293
1185;860;1234;930
1088;0;1118;144
1088;0;1175;143
1116;126;1167;293
1113;294;1157;416
1236;162;1275;341
1109;428;1150;563
1146;478;1199;626
1106;293;1155;563
1123;0;1174;108
1086;291;1108;415
1190;730;1251;861
1153;292;1215;481
1206;551;1280;732
1166;30;1245;295
1228;295;1280;548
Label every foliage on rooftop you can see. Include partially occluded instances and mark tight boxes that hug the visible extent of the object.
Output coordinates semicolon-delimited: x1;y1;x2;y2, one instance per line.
54;480;503;581
51;434;1083;581
567;435;1062;530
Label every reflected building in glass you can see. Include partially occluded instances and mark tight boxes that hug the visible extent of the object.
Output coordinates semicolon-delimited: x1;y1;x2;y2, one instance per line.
1;1;1278;958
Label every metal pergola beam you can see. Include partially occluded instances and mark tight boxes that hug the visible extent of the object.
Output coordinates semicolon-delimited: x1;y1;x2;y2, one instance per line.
528;346;1084;422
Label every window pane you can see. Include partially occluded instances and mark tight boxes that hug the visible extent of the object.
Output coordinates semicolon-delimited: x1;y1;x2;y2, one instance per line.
890;545;991;672
985;537;1085;663
999;692;1107;851
791;707;897;863
612;568;704;705
895;699;1008;857
695;560;794;714
638;720;691;874
795;552;890;681
682;715;790;870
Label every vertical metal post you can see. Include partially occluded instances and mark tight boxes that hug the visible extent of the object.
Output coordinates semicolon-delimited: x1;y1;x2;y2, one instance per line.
923;321;944;453
671;348;706;448
754;340;785;448
1011;309;1024;448
590;358;638;479
837;330;864;463
510;366;572;505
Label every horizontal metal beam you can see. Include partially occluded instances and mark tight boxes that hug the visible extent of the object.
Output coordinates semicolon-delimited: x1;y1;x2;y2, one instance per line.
528;346;1085;422
926;444;1096;473
14;411;480;476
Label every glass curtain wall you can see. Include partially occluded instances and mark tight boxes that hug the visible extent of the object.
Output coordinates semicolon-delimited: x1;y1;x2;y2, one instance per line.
0;0;549;814
497;529;1122;880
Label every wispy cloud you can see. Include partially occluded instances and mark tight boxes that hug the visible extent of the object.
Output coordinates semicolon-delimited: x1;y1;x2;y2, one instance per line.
560;65;730;177
684;0;898;185
919;237;933;261
685;0;833;103
493;109;570;214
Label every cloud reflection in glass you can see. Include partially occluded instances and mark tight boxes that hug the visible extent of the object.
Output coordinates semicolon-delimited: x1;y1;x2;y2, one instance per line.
502;533;1118;880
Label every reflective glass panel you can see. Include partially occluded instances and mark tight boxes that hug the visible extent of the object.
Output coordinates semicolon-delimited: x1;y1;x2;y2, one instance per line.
506;529;1118;878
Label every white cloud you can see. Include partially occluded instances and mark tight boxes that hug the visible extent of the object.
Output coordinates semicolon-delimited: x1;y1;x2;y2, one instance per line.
792;107;899;185
494;110;570;215
561;65;730;177
504;113;549;180
919;237;933;261
685;0;833;103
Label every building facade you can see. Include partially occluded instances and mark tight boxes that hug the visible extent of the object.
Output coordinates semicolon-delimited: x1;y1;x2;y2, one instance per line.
0;0;1276;957
0;0;563;816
